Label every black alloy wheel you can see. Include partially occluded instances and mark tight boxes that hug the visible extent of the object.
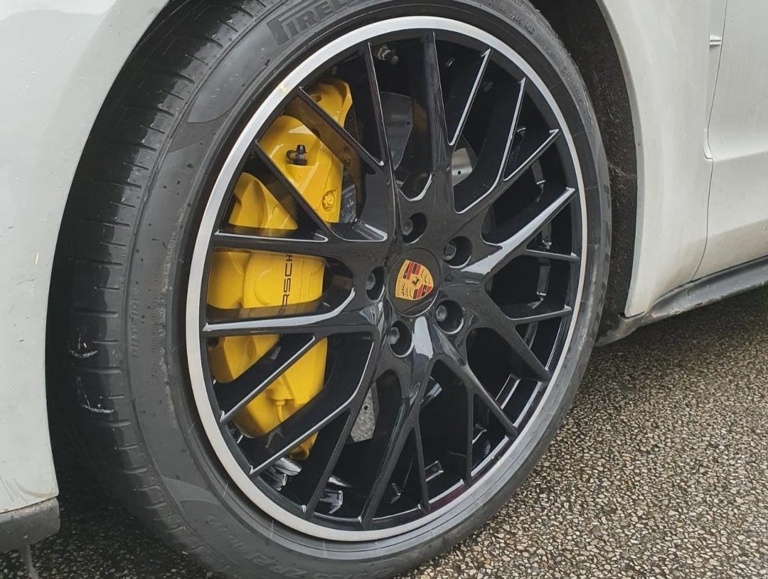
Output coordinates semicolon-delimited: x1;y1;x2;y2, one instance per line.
61;1;610;577
195;28;584;536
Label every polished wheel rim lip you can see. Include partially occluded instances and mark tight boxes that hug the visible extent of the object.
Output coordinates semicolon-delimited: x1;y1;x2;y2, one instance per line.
185;16;589;541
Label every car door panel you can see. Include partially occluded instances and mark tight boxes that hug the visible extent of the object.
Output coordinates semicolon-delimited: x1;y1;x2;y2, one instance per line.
698;1;768;278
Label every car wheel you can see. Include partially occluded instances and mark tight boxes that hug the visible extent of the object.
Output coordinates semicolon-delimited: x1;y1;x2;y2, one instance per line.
61;0;609;577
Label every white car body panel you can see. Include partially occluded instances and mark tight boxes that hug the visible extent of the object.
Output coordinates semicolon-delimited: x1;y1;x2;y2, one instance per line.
0;0;765;524
598;0;716;317
0;0;166;514
698;1;768;278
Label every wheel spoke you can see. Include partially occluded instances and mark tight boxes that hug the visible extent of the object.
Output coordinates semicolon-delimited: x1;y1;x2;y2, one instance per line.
299;410;359;517
496;375;522;410
458;125;562;228
524;248;580;263
396;33;453;204
291;342;382;519
412;33;451;175
412;421;431;511
203;291;382;338
291;89;384;173
445;49;492;148
250;144;334;233
241;389;352;477
464;185;577;281
474;293;551;382
505;128;561;183
442;355;519;439
363;43;393;168
241;340;376;476
360;318;434;526
212;221;388;263
500;301;574;324
217;334;320;423
289;348;381;517
464;391;475;485
360;415;416;527
356;45;401;236
454;78;526;214
212;227;344;259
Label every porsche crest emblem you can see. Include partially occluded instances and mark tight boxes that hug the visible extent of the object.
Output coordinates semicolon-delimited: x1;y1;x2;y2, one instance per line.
395;260;435;301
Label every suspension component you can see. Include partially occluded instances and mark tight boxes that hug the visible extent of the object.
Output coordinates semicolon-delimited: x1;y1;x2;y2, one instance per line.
207;79;353;458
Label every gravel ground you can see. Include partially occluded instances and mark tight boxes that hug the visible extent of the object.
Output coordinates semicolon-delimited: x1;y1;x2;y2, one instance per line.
2;288;768;579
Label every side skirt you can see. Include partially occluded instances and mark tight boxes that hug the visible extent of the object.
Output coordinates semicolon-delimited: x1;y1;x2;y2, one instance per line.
598;255;768;345
0;498;59;553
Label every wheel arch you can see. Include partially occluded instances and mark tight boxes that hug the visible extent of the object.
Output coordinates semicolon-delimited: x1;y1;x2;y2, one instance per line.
528;0;639;338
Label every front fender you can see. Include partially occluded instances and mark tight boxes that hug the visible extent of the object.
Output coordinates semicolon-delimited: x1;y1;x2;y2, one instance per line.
597;0;715;316
0;0;169;519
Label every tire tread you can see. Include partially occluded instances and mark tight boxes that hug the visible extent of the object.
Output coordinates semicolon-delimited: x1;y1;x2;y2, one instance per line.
63;0;269;574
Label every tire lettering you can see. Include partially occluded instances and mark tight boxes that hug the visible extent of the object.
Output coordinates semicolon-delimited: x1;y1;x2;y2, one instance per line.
268;0;362;45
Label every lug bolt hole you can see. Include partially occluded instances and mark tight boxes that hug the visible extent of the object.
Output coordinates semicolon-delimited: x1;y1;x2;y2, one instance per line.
366;267;385;300
389;321;412;356
402;214;426;243
435;301;463;334
443;237;471;266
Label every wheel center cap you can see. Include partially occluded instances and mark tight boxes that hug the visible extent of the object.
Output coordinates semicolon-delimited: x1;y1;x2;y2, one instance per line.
395;259;435;301
389;249;440;315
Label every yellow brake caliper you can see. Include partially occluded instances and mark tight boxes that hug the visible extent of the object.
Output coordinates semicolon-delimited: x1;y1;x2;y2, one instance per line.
206;79;353;459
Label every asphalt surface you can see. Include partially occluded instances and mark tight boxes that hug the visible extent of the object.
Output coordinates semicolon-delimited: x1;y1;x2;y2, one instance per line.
2;288;768;579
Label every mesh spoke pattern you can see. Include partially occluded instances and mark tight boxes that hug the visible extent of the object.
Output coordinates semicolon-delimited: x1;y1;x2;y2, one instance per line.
193;30;584;533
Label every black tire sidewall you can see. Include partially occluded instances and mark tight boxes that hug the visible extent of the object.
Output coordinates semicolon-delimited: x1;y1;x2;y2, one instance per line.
124;0;609;576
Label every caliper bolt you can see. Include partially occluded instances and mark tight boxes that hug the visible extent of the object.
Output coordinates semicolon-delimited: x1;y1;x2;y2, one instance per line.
388;326;401;345
402;218;414;237
443;240;458;261
435;304;449;323
286;144;308;166
322;191;336;212
365;272;377;291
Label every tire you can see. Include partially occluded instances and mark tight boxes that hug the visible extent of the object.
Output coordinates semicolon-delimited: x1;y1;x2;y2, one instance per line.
59;0;610;577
